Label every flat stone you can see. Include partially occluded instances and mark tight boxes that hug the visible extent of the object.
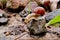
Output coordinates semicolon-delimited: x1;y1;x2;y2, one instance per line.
19;1;38;18
0;18;8;25
45;9;60;22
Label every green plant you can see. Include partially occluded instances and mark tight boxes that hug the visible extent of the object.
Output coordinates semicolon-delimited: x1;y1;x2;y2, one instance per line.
46;14;60;26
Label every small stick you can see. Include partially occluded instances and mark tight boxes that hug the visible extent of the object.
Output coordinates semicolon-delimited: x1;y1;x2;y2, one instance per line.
14;32;28;40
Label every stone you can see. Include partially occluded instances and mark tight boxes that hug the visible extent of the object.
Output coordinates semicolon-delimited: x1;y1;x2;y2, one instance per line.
0;18;8;25
45;9;60;22
19;1;38;18
27;17;46;35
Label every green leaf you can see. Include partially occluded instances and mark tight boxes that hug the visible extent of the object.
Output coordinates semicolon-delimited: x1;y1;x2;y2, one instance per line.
46;14;60;26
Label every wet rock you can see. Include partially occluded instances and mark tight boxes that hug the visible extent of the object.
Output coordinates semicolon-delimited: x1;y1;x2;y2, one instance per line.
19;1;38;18
6;0;30;9
27;17;46;35
45;9;60;22
0;9;8;25
6;0;30;12
0;18;8;25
